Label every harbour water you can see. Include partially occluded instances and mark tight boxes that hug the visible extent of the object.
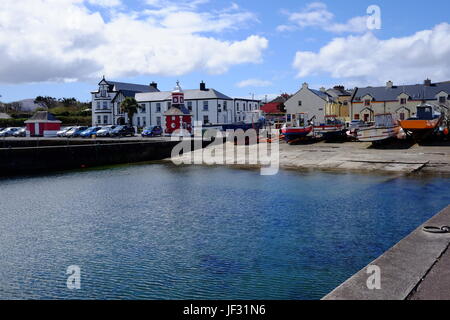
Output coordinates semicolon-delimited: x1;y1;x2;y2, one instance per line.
0;163;449;300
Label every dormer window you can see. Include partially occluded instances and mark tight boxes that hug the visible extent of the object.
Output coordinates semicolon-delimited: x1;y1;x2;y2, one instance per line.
400;98;407;105
364;99;371;106
439;96;446;103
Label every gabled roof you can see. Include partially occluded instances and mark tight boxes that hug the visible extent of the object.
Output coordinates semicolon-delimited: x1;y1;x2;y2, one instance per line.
353;81;450;102
261;102;283;114
136;89;233;102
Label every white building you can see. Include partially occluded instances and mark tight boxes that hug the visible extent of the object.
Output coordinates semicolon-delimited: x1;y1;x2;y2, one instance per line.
285;82;337;124
91;78;261;129
91;77;160;126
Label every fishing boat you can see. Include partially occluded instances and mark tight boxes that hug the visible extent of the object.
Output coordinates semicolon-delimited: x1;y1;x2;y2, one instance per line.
399;104;443;141
281;113;314;144
313;115;346;140
357;113;400;142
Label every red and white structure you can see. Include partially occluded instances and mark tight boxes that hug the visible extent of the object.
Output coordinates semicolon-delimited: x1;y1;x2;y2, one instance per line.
164;81;193;135
25;111;62;137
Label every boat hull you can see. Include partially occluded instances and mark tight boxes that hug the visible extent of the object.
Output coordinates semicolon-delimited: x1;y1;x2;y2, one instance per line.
357;126;399;142
281;126;313;143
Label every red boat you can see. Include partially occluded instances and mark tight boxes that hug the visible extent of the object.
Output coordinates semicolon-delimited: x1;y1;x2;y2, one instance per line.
281;113;313;144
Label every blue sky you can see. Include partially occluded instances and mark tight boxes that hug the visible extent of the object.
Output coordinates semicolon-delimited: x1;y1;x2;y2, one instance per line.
1;0;449;103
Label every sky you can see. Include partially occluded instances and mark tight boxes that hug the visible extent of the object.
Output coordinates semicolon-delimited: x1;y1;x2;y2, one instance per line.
1;0;450;103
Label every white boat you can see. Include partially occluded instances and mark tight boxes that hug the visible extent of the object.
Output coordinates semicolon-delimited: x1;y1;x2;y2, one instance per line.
357;113;400;142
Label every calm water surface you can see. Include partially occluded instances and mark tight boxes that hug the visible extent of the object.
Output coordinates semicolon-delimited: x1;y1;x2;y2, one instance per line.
0;163;449;300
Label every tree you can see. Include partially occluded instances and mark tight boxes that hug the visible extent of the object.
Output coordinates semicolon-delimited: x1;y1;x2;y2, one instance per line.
34;96;57;109
120;97;139;126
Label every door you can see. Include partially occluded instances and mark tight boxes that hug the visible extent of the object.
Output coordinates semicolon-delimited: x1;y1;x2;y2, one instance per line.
364;114;369;122
35;123;40;136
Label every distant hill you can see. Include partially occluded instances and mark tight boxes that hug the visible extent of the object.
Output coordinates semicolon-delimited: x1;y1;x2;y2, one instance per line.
16;99;40;111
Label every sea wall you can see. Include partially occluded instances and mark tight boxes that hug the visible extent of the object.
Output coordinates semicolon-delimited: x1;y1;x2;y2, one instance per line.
0;139;207;176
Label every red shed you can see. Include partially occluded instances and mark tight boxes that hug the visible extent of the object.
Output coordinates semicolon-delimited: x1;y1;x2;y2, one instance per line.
25;111;62;137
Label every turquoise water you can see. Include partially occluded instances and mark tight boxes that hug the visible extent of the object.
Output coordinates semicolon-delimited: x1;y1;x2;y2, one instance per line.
0;164;449;300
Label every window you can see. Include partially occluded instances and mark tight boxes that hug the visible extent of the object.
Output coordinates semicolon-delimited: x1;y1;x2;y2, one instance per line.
224;101;228;111
203;101;209;111
399;113;405;120
140;104;146;112
218;104;221;113
167;102;171;110
156;103;161;113
236;103;240;111
97;116;101;124
343;101;348;106
156;117;161;126
101;88;107;97
143;117;146;126
364;99;371;106
354;114;360;120
103;101;108;109
96;102;100;110
203;115;209;124
298;101;302;106
137;117;140;127
439;96;446;103
187;101;193;112
287;114;291;122
400;98;407;105
103;115;108;124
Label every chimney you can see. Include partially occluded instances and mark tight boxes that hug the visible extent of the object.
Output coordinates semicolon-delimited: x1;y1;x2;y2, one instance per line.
424;79;432;86
386;80;393;88
150;82;158;90
320;87;326;92
302;82;309;89
200;81;207;91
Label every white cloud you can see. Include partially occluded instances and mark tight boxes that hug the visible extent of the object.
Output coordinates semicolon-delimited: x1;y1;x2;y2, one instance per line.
293;23;450;86
236;79;272;88
0;0;268;84
87;0;121;7
278;2;368;34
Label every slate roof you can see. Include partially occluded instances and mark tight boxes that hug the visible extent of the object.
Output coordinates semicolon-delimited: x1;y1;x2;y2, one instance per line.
108;81;159;93
310;89;333;101
136;89;233;102
353;81;450;102
25;111;61;122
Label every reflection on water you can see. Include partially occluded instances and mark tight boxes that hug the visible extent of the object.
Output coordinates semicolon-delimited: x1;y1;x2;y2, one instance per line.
0;163;448;300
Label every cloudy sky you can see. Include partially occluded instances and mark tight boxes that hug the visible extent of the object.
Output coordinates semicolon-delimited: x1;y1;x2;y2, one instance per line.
0;0;449;102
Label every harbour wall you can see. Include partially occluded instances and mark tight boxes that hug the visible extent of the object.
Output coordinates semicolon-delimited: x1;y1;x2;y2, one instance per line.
323;205;450;300
0;138;208;176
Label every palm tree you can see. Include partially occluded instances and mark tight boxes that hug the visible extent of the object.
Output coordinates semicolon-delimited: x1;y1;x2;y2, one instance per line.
120;97;139;126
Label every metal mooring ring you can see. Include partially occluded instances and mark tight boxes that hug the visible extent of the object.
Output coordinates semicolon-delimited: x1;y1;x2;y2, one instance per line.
423;226;450;234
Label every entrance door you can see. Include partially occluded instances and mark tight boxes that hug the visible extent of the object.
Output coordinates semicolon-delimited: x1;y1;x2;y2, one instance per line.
364;114;369;122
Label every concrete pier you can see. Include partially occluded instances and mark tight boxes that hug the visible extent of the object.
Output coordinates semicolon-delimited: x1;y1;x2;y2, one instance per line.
323;205;450;300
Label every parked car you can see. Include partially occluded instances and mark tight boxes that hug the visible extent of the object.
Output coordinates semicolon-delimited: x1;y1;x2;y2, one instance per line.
0;127;21;137
111;125;135;137
13;127;27;137
141;126;163;137
57;127;73;137
80;126;102;138
64;126;89;138
96;125;117;137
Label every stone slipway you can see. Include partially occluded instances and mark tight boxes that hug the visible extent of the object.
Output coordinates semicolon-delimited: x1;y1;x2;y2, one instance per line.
323;205;450;300
170;140;450;175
